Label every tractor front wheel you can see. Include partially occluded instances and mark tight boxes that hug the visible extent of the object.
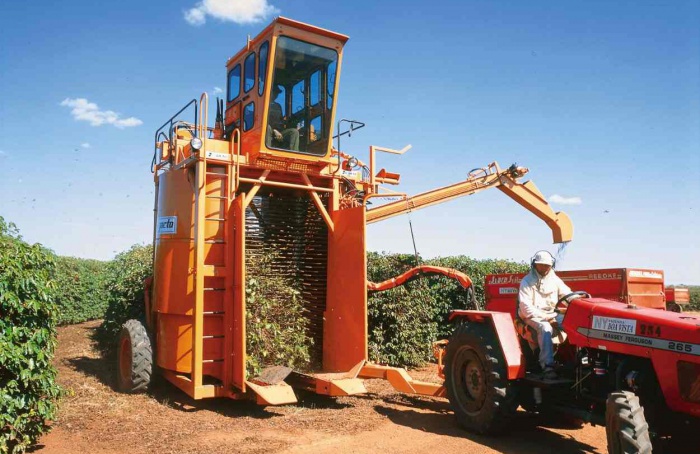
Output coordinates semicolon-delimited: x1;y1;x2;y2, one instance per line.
606;391;652;454
117;319;153;393
444;322;517;435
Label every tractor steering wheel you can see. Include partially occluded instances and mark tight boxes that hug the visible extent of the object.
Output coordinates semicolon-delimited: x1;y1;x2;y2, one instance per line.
555;291;591;313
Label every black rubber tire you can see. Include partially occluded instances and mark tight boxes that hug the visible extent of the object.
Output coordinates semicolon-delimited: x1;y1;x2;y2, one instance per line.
666;302;683;313
444;321;518;435
117;319;153;393
606;391;653;454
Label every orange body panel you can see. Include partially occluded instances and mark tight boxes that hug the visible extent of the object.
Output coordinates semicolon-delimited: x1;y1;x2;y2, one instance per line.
324;205;367;372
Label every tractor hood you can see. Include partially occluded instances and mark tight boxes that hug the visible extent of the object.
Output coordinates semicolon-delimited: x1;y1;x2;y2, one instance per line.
563;298;700;354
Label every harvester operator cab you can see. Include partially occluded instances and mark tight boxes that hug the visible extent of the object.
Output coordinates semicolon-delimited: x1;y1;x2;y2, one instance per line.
224;18;347;162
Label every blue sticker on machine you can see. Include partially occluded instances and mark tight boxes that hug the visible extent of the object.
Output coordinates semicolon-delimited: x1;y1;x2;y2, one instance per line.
157;216;177;235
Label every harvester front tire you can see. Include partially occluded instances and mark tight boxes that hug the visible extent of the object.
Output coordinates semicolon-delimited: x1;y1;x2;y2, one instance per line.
606;391;652;454
117;319;153;393
444;321;517;435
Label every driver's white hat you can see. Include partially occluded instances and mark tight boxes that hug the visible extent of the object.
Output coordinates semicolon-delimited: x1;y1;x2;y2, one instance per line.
532;251;555;266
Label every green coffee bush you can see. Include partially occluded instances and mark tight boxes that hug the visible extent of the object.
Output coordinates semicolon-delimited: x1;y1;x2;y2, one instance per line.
0;217;62;453
53;256;109;325
246;252;313;377
367;252;528;367
95;244;153;352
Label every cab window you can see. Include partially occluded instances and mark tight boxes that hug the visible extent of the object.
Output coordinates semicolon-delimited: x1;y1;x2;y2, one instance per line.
244;53;256;93
310;70;321;106
243;102;255;131
265;36;339;156
227;64;241;102
258;42;269;96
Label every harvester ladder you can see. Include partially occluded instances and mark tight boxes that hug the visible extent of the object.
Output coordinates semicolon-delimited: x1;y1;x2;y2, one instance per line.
191;94;237;396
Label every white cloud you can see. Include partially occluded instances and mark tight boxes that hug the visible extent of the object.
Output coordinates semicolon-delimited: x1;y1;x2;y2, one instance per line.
184;7;206;25
213;86;223;94
81;143;91;149
60;98;143;129
549;194;583;206
184;0;278;26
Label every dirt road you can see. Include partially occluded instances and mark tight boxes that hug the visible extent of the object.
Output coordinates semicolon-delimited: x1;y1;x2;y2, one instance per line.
36;321;609;454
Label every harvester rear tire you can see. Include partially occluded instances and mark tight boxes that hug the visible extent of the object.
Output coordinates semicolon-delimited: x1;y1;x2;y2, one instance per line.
117;319;153;393
606;391;653;454
444;321;517;435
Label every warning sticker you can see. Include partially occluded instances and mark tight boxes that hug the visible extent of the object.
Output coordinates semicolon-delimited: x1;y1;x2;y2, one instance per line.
205;151;230;160
157;216;177;235
592;316;637;335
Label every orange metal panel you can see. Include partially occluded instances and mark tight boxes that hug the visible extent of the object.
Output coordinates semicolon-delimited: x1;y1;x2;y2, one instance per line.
157;313;193;373
324;205;367;372
204;242;225;266
203;337;223;359
155;240;194;315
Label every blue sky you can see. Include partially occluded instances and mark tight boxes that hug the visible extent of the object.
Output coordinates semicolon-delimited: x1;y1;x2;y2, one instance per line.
1;1;698;284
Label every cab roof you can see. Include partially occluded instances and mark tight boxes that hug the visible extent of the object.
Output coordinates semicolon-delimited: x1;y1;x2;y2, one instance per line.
225;17;349;68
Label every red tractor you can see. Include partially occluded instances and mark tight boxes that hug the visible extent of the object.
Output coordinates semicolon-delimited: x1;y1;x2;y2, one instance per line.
444;289;700;453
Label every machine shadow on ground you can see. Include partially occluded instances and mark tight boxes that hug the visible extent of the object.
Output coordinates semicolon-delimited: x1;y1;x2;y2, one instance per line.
373;404;602;454
67;324;355;420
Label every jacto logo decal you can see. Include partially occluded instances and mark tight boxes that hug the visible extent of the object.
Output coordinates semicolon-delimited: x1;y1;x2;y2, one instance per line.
592;316;637;335
157;216;177;235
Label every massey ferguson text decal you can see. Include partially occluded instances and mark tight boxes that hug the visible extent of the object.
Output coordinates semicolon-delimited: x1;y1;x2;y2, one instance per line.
157;216;177;235
592;316;637;335
577;328;700;357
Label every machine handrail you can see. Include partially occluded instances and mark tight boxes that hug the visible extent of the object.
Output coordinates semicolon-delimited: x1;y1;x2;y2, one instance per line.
152;98;198;172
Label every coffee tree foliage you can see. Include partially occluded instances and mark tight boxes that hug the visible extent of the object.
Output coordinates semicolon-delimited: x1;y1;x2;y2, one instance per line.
367;252;528;367
689;286;700;311
0;217;62;453
53;257;109;325
95;244;153;352
245;252;313;377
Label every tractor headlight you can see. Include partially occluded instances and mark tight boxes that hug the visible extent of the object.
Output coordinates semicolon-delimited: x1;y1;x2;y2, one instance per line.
347;156;359;169
190;137;203;151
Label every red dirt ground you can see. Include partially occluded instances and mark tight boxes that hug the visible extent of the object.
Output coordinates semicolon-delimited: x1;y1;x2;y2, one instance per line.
32;320;659;453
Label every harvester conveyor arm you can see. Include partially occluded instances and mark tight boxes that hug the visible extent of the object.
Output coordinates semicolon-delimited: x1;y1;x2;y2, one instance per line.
367;265;473;292
364;163;573;243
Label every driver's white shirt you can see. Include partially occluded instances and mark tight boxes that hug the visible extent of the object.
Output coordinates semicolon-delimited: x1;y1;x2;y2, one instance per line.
518;268;572;322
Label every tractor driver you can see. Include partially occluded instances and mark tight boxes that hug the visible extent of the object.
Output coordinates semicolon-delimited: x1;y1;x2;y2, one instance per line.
518;250;572;379
267;85;300;151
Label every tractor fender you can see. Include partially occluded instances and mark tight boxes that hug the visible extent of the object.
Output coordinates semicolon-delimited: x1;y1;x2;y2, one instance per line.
449;310;526;380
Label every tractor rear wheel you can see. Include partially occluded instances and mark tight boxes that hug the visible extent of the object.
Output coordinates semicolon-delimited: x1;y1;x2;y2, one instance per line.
444;322;517;435
606;391;652;454
117;319;153;393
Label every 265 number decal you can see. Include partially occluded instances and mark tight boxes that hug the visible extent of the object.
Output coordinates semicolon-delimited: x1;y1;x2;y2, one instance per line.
668;341;692;353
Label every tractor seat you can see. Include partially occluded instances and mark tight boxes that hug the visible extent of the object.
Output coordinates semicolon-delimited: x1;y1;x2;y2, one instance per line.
514;300;566;352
